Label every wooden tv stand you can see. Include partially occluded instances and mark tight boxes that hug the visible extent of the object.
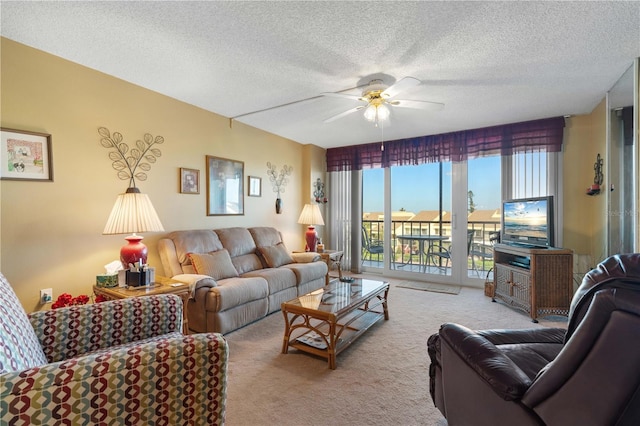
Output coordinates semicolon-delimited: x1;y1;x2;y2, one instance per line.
492;243;573;322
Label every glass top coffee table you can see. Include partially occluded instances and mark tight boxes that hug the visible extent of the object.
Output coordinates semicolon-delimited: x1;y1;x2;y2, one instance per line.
281;277;390;369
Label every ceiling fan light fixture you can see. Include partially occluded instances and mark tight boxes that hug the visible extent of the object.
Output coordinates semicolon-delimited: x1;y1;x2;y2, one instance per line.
363;103;390;126
363;104;378;121
377;104;390;121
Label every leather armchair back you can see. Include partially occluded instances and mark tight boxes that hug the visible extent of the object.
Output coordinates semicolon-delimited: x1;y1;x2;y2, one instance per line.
522;288;640;425
567;253;640;340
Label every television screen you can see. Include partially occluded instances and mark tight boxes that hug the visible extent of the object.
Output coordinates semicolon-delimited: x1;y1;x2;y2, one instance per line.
502;196;554;247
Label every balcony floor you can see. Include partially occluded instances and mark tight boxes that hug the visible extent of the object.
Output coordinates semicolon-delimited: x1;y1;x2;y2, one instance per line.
361;259;494;280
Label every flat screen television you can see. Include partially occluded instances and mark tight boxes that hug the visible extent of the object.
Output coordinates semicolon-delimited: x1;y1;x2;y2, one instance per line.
501;196;554;248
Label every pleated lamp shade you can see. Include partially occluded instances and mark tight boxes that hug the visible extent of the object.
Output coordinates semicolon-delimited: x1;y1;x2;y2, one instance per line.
103;187;164;267
297;203;325;227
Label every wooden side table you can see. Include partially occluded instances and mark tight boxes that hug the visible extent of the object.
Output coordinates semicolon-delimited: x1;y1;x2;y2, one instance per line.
318;250;344;285
93;275;190;334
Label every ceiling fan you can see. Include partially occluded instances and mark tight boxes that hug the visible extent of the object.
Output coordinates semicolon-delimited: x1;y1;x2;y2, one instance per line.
322;77;444;126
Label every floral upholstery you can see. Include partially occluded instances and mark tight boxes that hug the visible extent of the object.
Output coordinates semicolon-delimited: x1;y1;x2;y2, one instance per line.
0;273;228;425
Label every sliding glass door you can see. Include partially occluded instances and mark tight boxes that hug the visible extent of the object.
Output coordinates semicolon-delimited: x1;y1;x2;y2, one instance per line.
467;157;502;280
362;162;468;282
607;61;637;254
362;160;492;284
390;162;453;276
362;168;384;267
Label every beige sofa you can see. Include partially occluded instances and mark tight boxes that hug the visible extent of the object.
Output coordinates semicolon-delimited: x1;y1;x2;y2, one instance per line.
158;227;328;334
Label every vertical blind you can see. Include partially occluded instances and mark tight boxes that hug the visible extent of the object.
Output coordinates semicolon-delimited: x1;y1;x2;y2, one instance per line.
327;171;354;268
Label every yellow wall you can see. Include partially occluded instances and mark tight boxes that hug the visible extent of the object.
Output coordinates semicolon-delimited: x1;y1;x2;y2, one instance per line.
563;100;608;266
1;38;324;311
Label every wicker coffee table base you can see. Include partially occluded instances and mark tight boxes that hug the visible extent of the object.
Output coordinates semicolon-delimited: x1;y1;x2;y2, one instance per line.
281;279;389;369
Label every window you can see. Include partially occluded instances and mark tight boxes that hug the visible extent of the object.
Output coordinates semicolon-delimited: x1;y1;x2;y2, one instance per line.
511;149;549;198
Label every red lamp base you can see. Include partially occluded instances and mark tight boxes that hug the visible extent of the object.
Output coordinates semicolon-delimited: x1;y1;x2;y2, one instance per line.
305;226;318;252
120;234;148;268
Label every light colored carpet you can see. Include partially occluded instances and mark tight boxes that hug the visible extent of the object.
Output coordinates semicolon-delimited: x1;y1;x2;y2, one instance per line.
397;281;461;295
223;275;567;426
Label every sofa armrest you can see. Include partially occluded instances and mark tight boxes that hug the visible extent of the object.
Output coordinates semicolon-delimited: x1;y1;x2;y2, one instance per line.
158;237;184;277
0;332;228;425
29;294;183;363
291;252;320;263
439;323;532;400
172;274;218;299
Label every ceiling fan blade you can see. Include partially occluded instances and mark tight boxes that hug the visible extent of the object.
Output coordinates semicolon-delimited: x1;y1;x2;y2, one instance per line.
381;76;421;98
389;99;444;111
323;106;365;123
321;92;365;102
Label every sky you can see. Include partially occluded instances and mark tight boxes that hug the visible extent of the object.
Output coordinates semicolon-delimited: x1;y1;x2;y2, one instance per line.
363;156;502;213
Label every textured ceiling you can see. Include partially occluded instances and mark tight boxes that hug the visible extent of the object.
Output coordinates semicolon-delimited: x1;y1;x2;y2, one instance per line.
1;1;639;149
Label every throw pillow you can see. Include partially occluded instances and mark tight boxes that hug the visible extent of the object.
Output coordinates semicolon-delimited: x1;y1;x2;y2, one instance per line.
188;249;239;281
258;242;295;268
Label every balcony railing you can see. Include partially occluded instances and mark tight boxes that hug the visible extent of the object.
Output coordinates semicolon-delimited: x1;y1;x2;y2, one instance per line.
362;219;500;276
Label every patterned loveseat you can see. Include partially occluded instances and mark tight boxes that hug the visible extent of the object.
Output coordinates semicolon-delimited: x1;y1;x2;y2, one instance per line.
0;272;228;425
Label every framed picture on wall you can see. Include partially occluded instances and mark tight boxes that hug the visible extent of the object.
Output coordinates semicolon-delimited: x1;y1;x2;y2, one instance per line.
206;155;244;215
248;176;262;197
0;128;53;181
180;167;200;194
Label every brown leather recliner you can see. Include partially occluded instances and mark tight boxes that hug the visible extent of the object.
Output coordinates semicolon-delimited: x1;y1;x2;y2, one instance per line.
427;253;640;426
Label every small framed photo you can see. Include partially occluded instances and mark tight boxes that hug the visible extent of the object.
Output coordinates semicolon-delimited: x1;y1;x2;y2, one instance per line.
180;168;200;194
1;128;53;181
248;176;262;197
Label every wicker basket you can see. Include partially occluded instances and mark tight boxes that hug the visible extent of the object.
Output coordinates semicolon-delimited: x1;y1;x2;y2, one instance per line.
484;281;495;297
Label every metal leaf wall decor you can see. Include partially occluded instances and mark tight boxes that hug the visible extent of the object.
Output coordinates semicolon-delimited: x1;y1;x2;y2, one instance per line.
266;162;293;197
98;127;164;187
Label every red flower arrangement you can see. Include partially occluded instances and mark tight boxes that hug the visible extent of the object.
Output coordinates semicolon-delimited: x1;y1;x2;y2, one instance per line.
51;293;89;309
52;293;107;309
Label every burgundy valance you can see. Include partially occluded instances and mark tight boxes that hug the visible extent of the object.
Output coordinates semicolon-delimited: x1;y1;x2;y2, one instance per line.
326;116;565;172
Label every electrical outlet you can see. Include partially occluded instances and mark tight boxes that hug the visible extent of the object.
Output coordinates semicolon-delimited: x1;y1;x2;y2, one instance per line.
40;288;53;304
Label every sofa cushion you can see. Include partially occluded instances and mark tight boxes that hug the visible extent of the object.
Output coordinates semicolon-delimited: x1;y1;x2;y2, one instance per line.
205;277;269;312
283;261;328;285
291;252;321;263
231;254;265;275
249;226;283;247
215;228;256;258
215;227;264;274
169;229;224;266
243;267;297;295
258;242;295;268
0;273;48;373
189;250;239;281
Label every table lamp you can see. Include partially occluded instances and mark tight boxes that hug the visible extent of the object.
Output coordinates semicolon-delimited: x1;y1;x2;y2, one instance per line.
297;203;324;252
103;186;164;268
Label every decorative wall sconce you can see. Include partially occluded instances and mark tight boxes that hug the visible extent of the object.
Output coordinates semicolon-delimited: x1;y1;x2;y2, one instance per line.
586;153;603;196
313;178;328;203
266;162;293;213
